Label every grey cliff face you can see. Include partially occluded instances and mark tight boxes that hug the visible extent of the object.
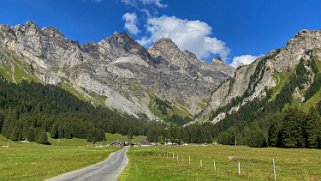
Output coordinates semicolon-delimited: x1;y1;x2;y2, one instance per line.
0;21;234;121
201;29;321;123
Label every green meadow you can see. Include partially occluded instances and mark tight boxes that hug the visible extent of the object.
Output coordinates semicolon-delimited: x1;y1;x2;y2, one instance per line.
2;132;321;181
0;133;144;181
120;145;321;181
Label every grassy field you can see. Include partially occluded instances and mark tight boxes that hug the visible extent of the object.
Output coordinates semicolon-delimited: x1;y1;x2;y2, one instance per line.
0;132;146;181
104;133;146;144
120;145;321;181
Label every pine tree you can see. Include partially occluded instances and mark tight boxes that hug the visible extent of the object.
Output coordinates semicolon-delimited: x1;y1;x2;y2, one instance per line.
247;123;267;147
281;109;306;148
0;113;4;133
36;129;50;145
267;114;283;147
306;108;321;148
27;127;36;142
87;128;105;144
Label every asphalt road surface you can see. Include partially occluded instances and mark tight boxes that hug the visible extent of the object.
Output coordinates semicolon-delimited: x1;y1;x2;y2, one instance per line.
46;146;129;181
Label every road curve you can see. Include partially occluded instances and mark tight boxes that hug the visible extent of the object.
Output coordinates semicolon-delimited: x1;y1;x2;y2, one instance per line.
46;146;129;181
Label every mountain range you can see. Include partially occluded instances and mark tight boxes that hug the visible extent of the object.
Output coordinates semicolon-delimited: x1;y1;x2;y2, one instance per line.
0;21;233;125
1;21;321;127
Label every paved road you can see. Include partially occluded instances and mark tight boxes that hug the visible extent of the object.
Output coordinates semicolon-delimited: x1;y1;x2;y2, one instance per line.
46;147;129;181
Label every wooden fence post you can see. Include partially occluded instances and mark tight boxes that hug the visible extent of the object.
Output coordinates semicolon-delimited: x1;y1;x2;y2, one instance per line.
213;160;216;171
272;158;277;181
200;160;203;167
237;161;241;176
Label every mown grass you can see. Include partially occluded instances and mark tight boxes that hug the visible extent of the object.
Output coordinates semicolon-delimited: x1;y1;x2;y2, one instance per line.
105;133;145;144
120;145;321;181
0;134;121;181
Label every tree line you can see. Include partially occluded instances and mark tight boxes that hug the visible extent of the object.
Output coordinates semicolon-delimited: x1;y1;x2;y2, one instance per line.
0;76;166;144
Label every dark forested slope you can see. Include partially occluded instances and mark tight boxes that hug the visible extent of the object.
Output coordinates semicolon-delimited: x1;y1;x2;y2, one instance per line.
0;76;165;144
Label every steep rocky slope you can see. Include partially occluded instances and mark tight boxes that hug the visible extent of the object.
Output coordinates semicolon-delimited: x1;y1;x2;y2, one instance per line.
0;21;234;123
201;29;321;123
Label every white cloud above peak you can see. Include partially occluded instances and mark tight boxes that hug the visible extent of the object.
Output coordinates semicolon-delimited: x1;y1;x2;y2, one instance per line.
138;16;230;61
230;55;259;68
122;12;140;35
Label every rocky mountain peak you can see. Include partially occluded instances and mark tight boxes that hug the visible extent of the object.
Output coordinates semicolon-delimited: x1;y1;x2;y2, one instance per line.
97;32;151;61
150;38;180;52
101;31;140;47
267;29;321;73
13;20;41;36
42;27;65;39
25;20;37;26
211;57;224;65
148;38;187;65
287;29;321;46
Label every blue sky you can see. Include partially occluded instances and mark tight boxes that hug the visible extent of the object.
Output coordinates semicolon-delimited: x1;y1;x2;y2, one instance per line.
1;0;321;67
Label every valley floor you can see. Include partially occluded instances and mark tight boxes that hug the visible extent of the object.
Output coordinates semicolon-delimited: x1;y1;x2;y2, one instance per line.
0;133;144;181
2;133;321;181
119;145;321;181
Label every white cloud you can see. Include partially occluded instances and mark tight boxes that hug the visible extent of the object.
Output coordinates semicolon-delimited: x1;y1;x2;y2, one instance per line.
140;0;167;8
121;0;167;8
121;0;137;6
122;12;140;35
230;55;259;68
138;16;230;61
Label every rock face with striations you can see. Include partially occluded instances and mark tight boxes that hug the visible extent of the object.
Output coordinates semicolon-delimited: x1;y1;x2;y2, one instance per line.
0;21;234;122
200;29;321;123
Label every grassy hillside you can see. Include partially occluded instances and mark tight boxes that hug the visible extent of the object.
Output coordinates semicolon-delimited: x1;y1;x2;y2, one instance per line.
0;58;41;83
0;134;119;181
0;52;108;107
302;87;321;112
59;79;88;101
0;65;13;82
301;60;321;112
148;95;191;125
271;71;291;101
120;145;321;181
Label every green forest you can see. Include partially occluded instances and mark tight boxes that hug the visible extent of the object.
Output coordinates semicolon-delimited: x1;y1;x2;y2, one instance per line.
0;76;167;144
